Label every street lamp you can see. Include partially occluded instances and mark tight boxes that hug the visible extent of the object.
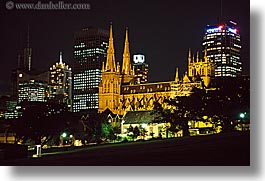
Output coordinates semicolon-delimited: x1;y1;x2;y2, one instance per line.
61;132;67;138
239;112;246;131
239;113;245;119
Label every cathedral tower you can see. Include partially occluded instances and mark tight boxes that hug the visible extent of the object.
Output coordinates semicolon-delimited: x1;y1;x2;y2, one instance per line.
121;28;135;84
188;49;215;87
98;23;121;114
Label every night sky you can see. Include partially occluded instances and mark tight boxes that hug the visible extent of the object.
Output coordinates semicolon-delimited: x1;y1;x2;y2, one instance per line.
0;0;250;95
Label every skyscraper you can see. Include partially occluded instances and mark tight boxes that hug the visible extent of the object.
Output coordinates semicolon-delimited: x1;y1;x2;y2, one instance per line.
17;70;49;103
11;27;33;98
132;54;149;84
18;26;32;71
73;27;109;112
12;27;49;103
202;21;242;77
49;52;72;111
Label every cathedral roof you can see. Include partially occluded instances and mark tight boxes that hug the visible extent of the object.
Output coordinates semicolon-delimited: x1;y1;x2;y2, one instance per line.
121;82;172;95
183;73;191;83
123;110;156;124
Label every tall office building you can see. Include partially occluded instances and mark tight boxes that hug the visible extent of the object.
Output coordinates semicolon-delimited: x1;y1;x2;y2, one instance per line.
132;54;149;84
73;27;109;112
18;26;32;71
202;21;242;77
17;70;49;103
12;27;49;103
12;28;33;98
49;52;72;111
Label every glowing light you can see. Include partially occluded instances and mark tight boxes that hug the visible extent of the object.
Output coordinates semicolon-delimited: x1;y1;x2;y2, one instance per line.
203;116;208;120
141;124;147;128
206;26;222;33
229;20;237;25
239;113;245;119
228;28;237;34
133;54;145;64
69;135;73;138
61;132;67;138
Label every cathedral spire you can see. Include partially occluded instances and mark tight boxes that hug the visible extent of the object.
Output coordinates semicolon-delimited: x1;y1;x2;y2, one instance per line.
196;51;199;62
188;48;192;64
117;61;120;73
122;27;131;75
204;49;208;62
105;23;116;72
102;61;105;72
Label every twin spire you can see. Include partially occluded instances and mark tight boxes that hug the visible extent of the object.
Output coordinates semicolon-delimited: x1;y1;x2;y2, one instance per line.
122;27;131;75
104;23;133;76
105;23;116;72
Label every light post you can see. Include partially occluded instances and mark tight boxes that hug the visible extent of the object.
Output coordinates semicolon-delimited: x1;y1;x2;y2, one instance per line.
239;112;246;131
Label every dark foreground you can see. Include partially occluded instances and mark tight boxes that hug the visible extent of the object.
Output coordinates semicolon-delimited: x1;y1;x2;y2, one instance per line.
2;132;250;166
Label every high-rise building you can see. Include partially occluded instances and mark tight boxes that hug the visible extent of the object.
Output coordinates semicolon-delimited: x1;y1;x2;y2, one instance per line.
49;52;72;111
73;27;109;112
202;21;242;77
12;28;33;98
132;54;149;84
17;70;49;103
18;26;32;71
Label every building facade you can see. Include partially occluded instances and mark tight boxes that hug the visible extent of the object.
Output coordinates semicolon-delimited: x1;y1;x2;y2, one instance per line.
73;27;109;112
187;49;215;87
202;21;242;77
17;70;49;103
132;54;149;84
49;52;72;111
98;24;215;116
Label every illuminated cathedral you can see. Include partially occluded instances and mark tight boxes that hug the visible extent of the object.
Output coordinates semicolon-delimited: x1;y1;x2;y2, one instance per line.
98;24;215;115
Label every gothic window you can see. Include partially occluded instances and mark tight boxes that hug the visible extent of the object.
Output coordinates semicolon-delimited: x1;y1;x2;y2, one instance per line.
107;81;110;93
103;82;106;93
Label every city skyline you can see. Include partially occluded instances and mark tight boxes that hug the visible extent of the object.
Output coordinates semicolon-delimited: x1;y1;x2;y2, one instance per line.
0;0;251;167
0;0;250;95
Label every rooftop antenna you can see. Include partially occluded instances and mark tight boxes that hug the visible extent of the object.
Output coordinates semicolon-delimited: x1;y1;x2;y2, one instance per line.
59;51;63;64
218;0;223;23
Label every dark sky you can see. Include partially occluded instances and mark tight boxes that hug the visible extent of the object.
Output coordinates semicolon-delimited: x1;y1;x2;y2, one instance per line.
0;0;250;95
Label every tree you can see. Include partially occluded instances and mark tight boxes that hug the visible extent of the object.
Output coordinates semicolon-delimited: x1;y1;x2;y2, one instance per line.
12;102;73;146
151;88;206;137
132;126;140;140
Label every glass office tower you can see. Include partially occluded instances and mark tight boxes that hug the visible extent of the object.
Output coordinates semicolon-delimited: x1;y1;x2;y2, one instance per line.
202;21;242;77
73;27;109;112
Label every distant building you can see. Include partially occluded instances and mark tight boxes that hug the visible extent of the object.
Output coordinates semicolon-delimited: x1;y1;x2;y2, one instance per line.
11;28;33;98
73;27;109;112
16;69;49;103
18;26;32;71
98;24;213;115
202;21;242;77
49;52;72;111
132;54;149;84
0;95;21;119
